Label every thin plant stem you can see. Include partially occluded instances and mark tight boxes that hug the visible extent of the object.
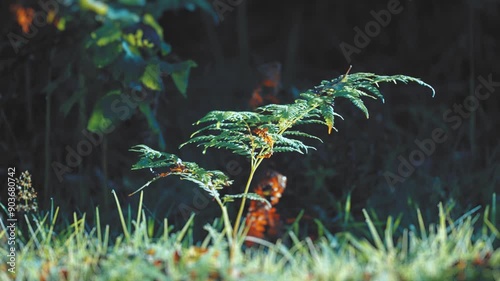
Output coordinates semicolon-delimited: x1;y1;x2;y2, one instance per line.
102;136;109;208
232;157;265;239
232;103;319;239
214;194;238;263
232;163;256;238
214;195;233;245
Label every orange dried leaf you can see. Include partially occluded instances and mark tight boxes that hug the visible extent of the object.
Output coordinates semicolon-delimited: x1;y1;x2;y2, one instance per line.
249;89;264;109
11;5;34;34
245;170;287;247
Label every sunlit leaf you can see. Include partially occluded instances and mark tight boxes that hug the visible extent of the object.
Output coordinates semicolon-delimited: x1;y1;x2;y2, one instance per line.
90;24;122;47
141;62;163;91
143;13;163;39
129;145;232;197
107;7;140;22
80;0;109;15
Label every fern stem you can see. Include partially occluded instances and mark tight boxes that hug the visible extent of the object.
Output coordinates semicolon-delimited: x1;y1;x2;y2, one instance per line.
214;195;238;263
232;160;261;238
211;190;237;263
214;195;233;245
233;104;319;237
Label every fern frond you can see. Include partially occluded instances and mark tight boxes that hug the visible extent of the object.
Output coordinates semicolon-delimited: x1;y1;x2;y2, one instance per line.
256;103;290;114
129;144;180;170
195;110;261;125
180;135;215;147
356;83;385;103
345;72;435;97
272;134;316;154
129;145;232;197
223;193;271;208
190;122;248;137
357;73;436;97
273;146;307;154
282;130;324;143
181;70;434;158
131;69;435;246
346;95;369;119
206;140;252;156
320;104;340;134
294;119;328;126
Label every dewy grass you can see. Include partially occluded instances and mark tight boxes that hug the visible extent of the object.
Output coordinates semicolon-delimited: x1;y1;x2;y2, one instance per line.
0;194;498;280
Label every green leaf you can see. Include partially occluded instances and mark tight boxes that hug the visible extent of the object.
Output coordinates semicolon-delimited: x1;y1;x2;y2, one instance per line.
129;145;232;196
358;83;385;103
273;135;315;154
346;96;369;119
106;6;140;23
283;130;324;142
319;104;338;134
129;144;179;170
110;42;146;84
181;71;434;162
87;90;123;132
143;14;163;39
223;193;271;208
171;60;197;97
80;0;109;15
90;24;122;47
141;62;163;91
92;42;123;68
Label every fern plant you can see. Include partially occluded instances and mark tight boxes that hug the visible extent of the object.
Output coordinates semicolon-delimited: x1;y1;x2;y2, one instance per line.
130;67;435;255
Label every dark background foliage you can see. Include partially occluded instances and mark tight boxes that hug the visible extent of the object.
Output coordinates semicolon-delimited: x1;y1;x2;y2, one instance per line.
1;0;499;238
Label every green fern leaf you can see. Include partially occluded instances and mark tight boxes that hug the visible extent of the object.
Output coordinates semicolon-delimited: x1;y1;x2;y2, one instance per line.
129;144;179;170
347;96;369;118
319;104;337;134
273;135;315;153
129;145;232;197
223;193;271;208
181;70;434;160
282;130;324;143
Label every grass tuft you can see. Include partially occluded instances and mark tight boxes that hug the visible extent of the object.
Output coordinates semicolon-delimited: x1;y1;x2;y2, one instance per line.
1;195;498;280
